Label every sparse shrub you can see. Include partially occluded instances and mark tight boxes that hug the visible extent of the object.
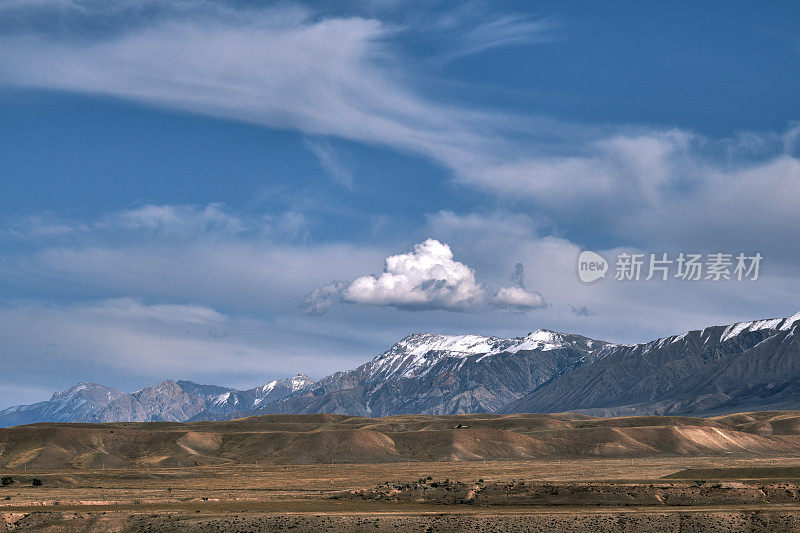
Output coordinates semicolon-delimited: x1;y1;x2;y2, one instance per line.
31;478;43;487
478;478;484;483
1;476;12;486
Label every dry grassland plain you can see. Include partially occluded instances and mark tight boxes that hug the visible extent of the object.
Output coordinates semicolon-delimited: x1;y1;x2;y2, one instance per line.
4;412;800;531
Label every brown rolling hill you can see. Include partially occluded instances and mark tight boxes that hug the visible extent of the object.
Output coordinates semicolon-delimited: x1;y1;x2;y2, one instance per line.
4;411;800;470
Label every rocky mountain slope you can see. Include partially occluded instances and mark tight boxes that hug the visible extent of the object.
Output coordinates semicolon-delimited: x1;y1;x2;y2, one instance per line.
502;313;800;416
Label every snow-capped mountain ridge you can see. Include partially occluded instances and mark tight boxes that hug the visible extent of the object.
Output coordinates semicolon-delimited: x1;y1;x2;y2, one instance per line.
368;329;611;380
3;312;799;426
719;312;800;342
632;313;800;356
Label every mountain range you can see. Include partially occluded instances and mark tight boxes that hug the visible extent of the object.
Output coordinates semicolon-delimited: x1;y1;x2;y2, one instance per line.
1;312;798;427
0;375;313;427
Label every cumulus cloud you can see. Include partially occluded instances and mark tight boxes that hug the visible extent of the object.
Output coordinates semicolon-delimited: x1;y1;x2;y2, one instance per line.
490;262;546;312
491;286;546;311
341;239;483;311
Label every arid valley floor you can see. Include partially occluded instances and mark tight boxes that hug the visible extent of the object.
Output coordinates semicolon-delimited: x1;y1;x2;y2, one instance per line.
5;412;800;531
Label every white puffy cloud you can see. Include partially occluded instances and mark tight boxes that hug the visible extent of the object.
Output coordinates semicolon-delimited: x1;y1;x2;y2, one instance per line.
491;286;546;311
342;239;483;311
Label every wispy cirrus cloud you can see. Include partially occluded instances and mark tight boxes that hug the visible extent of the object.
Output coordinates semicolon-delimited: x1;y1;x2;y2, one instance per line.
452;127;800;258
1;0;795;260
304;138;355;189
0;203;384;313
0;1;503;165
433;14;559;62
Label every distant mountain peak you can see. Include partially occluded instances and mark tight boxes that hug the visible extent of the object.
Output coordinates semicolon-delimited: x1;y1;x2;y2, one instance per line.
50;382;123;403
366;328;610;382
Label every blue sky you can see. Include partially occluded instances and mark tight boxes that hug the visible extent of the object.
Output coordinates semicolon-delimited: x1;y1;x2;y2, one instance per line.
1;0;799;407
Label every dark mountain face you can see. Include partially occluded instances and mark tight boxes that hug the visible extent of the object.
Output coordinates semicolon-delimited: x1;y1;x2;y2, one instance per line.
502;313;800;417
257;330;614;417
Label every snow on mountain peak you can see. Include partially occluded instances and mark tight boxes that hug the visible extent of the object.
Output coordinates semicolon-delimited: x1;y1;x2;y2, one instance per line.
261;380;278;394
291;374;313;391
507;329;565;352
370;333;508;379
780;311;800;331
397;333;504;355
